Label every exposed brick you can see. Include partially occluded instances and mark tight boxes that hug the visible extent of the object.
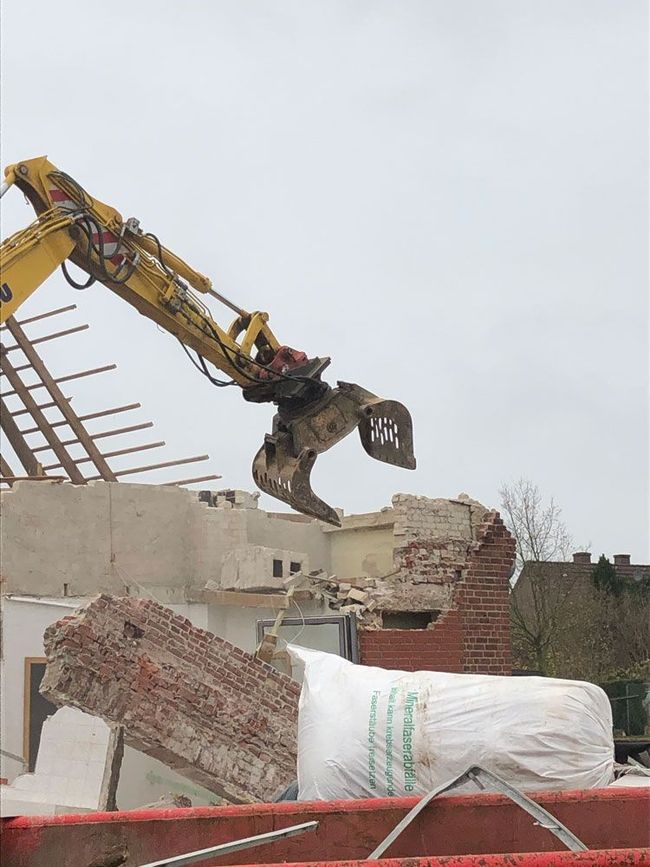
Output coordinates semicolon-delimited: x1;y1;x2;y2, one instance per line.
40;595;300;804
358;496;515;676
458;511;514;675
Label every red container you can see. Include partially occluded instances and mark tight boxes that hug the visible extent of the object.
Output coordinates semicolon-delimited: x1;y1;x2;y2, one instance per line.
2;786;648;867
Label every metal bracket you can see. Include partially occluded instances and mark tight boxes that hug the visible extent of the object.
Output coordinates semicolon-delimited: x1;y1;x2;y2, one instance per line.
367;765;588;860
138;819;318;867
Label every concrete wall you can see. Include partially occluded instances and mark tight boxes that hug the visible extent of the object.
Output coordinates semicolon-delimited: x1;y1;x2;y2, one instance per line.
220;546;311;591
0;482;412;602
0;481;332;600
245;509;330;570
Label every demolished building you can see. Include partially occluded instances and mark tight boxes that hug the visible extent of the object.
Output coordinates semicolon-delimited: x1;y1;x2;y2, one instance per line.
0;479;515;807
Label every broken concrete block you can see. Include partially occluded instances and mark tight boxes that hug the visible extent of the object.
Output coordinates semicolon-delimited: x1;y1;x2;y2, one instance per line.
220;546;310;592
282;572;307;589
0;707;121;817
40;595;300;804
213;489;260;509
346;588;369;604
255;632;278;664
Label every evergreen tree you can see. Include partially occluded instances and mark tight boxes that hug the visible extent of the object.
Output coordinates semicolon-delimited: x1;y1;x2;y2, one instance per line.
592;554;623;597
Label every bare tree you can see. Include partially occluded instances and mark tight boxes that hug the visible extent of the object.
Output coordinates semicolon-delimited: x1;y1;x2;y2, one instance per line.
500;478;573;571
501;479;649;681
500;479;576;674
555;564;650;682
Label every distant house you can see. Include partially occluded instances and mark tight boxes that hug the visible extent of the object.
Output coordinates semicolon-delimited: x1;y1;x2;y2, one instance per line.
518;551;649;587
511;552;650;683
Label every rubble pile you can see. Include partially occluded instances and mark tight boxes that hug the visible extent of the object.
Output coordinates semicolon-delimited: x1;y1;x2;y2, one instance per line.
284;568;380;621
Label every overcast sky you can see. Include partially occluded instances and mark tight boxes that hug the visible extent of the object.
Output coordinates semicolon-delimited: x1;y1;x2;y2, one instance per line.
1;1;648;560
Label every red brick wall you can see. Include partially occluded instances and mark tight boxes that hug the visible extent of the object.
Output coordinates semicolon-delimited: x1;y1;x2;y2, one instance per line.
358;509;514;676
358;609;463;672
458;511;514;674
41;595;300;804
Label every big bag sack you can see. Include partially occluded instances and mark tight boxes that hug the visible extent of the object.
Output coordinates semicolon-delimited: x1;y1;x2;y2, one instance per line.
289;646;614;801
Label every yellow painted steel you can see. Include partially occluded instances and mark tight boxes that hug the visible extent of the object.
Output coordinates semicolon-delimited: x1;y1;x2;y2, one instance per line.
0;212;76;321
0;157;281;387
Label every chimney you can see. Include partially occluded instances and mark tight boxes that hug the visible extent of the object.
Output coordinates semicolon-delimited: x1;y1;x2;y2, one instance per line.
613;554;631;566
573;552;592;565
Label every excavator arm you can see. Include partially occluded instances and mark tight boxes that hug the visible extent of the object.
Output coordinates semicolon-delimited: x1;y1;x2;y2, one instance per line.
0;156;415;524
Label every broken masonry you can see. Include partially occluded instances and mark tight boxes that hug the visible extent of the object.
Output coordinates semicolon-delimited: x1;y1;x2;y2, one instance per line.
41;596;300;804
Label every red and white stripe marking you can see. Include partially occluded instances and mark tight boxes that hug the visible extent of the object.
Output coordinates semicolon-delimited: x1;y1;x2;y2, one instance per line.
49;186;126;267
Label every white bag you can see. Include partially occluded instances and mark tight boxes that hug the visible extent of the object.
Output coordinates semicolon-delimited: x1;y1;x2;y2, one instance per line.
289;646;614;801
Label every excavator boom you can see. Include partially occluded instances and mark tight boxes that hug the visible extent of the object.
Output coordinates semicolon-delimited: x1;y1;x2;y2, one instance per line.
0;157;415;524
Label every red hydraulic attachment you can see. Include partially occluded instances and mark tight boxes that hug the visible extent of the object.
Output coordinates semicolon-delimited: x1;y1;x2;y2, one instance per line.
257;346;309;380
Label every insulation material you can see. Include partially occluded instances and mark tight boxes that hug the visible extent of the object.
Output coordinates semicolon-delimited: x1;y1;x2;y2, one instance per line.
290;646;614;801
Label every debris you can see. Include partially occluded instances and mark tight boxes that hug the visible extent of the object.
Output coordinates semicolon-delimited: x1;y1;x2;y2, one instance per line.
136;793;193;810
347;588;369;604
282;568;380;620
256;632;279;664
254;584;298;666
40;595;300;804
282;571;306;588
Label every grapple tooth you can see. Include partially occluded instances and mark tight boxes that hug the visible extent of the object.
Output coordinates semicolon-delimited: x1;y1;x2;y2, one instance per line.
252;435;341;526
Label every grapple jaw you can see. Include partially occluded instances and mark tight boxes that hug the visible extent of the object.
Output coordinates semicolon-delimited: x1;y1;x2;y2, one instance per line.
252;382;416;525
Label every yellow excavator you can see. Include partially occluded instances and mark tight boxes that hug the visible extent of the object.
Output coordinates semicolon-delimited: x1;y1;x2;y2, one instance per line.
0;157;415;525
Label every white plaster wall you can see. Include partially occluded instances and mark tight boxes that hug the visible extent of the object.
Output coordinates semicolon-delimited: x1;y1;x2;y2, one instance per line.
206;596;327;653
168;602;210;631
0;597;80;782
